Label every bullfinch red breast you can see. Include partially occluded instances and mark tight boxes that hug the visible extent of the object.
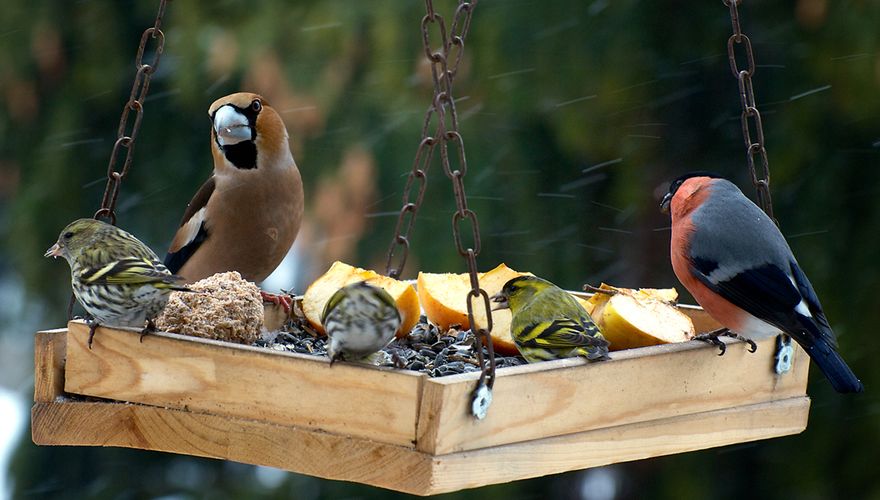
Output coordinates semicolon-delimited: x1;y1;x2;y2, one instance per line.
165;93;304;287
660;172;863;393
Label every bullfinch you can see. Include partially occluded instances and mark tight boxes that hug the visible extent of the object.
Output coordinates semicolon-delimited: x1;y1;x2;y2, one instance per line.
660;172;863;393
165;93;303;306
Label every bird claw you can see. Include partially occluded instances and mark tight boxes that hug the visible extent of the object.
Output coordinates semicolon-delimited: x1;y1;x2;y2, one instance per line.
86;319;99;350
694;328;757;355
391;352;407;369
140;319;157;343
329;352;343;366
261;291;293;315
694;330;728;356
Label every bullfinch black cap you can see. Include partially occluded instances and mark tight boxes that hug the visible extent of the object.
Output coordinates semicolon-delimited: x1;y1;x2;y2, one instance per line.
660;171;724;214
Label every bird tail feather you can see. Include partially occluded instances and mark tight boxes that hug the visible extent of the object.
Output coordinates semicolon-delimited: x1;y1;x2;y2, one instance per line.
805;336;863;393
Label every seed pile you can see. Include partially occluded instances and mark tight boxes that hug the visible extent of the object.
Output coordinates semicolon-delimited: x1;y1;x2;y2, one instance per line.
258;315;524;376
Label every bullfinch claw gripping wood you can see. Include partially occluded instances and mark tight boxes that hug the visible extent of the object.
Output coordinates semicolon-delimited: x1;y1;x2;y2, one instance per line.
661;173;863;393
165;93;304;290
693;327;758;356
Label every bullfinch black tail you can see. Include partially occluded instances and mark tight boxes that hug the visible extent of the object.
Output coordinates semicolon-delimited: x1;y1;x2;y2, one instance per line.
802;335;864;393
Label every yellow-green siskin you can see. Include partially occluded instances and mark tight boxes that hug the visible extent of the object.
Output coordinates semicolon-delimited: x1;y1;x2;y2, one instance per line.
321;281;401;365
45;218;189;346
491;275;609;363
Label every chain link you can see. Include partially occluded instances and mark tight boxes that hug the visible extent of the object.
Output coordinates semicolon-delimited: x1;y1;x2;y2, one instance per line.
424;0;495;401
94;0;169;226
723;0;775;221
384;130;435;277
385;1;495;414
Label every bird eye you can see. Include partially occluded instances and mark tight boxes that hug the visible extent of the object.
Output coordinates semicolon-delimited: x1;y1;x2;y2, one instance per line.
63;231;74;240
251;99;262;112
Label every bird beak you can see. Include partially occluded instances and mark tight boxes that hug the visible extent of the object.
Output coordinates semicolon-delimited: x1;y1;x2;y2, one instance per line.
490;292;509;311
44;243;62;258
659;192;672;214
213;105;252;146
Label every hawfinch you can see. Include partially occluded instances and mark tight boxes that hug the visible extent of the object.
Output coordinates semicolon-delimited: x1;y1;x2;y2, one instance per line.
165;93;303;290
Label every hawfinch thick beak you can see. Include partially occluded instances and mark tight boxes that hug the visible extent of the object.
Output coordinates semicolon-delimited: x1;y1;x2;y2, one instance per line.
213;105;252;146
659;192;673;214
44;243;62;258
490;292;509;311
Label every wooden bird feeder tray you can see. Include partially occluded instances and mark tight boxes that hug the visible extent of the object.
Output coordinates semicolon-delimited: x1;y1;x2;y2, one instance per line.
32;296;810;495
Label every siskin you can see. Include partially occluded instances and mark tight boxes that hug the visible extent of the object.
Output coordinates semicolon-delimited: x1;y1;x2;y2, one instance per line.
321;281;401;365
45;218;189;347
491;275;610;363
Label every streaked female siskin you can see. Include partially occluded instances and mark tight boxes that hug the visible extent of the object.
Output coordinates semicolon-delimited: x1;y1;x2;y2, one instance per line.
46;218;188;346
321;281;401;364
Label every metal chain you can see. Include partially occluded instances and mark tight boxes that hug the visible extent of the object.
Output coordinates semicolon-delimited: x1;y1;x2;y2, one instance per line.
385;1;472;279
94;0;169;225
385;0;495;418
70;0;169;320
724;0;775;221
383;112;435;278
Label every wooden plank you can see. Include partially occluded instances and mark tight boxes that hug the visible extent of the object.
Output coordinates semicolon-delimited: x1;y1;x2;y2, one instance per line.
31;398;435;494
425;396;810;495
417;331;809;454
34;329;67;402
31;395;809;496
63;321;424;448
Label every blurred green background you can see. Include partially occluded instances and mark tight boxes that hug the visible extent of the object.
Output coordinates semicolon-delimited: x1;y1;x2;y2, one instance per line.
2;0;879;498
